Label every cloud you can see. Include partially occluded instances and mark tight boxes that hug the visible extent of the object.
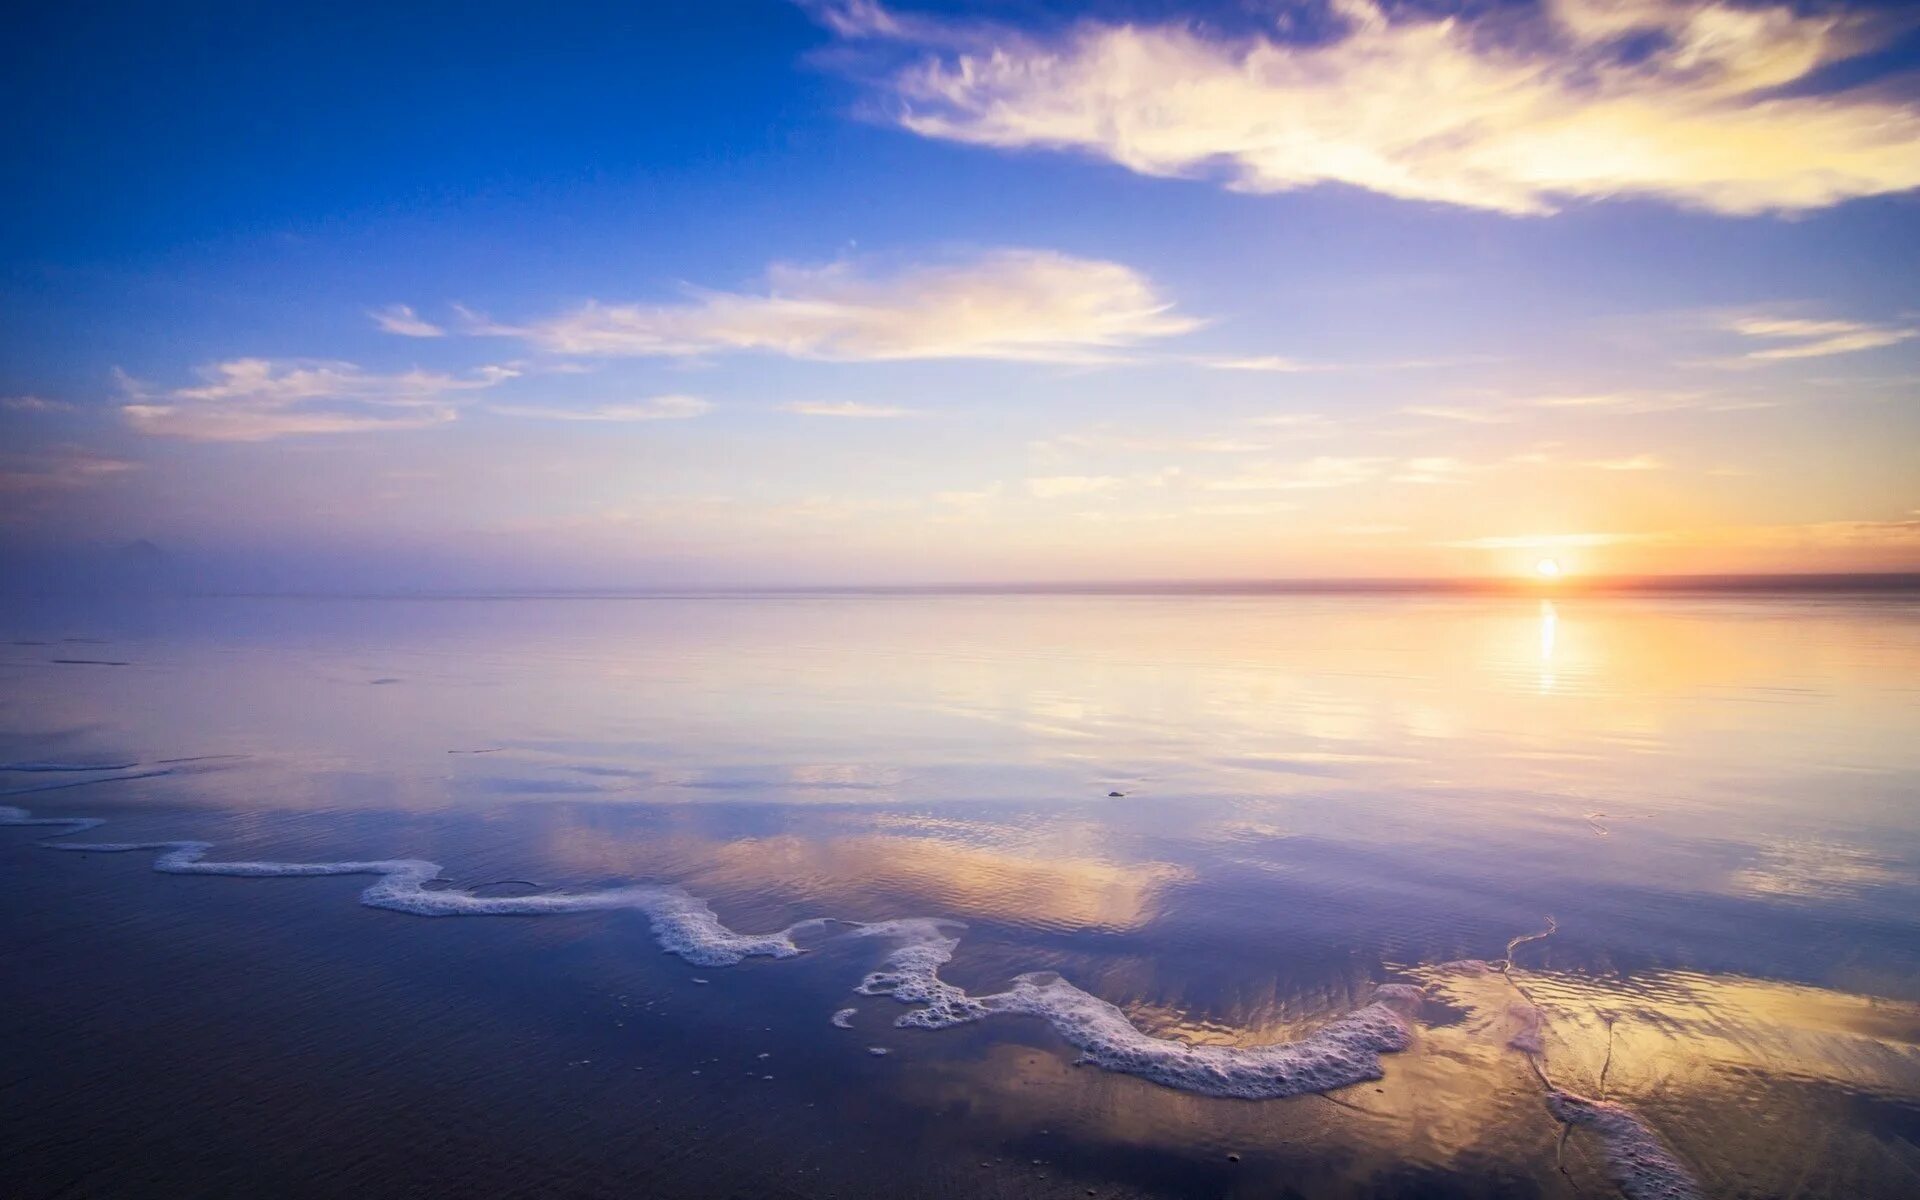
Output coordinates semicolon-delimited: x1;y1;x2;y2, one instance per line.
1585;453;1666;470
932;482;1004;508
782;400;915;417
1722;314;1917;361
1443;531;1666;550
1247;412;1335;432
1198;355;1315;373
1445;513;1920;551
1187;501;1303;517
2;395;75;413
120;358;514;442
1203;456;1389;491
1419;390;1772;417
813;0;1920;215
0;446;136;494
1027;474;1123;498
476;250;1198;362
1391;456;1474;483
1399;404;1510;424
487;395;712;422
1032;430;1269;456
370;304;446;338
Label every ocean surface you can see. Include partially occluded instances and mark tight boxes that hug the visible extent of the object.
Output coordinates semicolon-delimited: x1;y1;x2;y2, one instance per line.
3;591;1917;1199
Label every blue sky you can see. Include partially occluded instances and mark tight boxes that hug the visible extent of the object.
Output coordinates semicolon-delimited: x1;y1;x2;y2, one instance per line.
4;0;1918;588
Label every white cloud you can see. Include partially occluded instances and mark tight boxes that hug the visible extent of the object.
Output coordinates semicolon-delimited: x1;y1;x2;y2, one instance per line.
119;358;514;442
1247;412;1335;432
1028;474;1124;498
1203;456;1389;491
933;482;1004;506
1391;456;1474;484
1722;315;1917;361
1400;404;1509;424
1034;430;1269;456
814;0;1920;215
488;395;712;422
1188;500;1303;517
1585;453;1666;470
370;304;446;338
481;250;1198;362
782;400;915;417
1198;355;1315;373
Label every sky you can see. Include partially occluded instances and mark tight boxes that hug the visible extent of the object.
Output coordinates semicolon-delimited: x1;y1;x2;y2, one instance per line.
3;0;1918;589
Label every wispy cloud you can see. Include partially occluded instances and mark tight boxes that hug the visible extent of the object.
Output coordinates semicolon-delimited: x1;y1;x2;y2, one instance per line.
1585;453;1666;471
1399;404;1509;424
1442;531;1666;550
1445;513;1920;552
1197;355;1315;373
813;0;1920;216
1247;412;1335;433
2;395;76;413
487;395;712;422
0;446;136;494
1391;456;1474;484
1187;500;1303;517
781;400;914;418
370;304;446;338
1203;456;1389;491
463;250;1198;363
1027;474;1124;499
1417;390;1770;418
120;358;516;442
1031;430;1268;456
1721;315;1917;362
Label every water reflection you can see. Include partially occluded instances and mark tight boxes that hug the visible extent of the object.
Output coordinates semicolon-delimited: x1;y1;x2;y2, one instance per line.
1538;599;1557;693
2;592;1918;1197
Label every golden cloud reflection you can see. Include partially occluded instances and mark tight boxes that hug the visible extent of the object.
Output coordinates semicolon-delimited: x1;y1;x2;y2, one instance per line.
812;950;1920;1198
690;833;1190;933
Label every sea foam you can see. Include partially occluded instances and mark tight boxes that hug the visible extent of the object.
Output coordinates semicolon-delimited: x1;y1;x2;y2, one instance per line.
18;827;819;967
7;805;1424;1099
1548;1090;1702;1200
850;917;1423;1098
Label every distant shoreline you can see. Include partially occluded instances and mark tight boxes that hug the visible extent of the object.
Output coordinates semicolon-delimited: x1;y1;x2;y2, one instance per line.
169;571;1920;600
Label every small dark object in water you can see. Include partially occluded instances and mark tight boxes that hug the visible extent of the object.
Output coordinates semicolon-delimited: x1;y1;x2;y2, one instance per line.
1227;1153;1240;1162
1108;790;1124;797
51;659;130;666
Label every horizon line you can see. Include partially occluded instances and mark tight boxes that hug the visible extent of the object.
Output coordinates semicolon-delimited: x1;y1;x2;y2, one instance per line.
154;569;1920;600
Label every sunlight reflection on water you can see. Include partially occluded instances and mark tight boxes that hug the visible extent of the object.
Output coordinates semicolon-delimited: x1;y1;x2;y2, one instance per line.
3;592;1917;1196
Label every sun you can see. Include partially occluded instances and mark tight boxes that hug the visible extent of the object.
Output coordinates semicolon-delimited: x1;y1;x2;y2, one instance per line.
1534;557;1563;579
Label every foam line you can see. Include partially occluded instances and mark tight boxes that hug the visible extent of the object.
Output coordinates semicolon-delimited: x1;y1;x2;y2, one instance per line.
0;806;106;833
1;761;142;772
850;918;1422;1099
1547;1090;1703;1200
1433;943;1703;1197
5;804;1424;1101
36;834;821;968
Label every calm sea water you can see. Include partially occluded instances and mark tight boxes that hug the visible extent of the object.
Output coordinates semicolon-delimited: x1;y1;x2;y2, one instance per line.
3;593;1917;1198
